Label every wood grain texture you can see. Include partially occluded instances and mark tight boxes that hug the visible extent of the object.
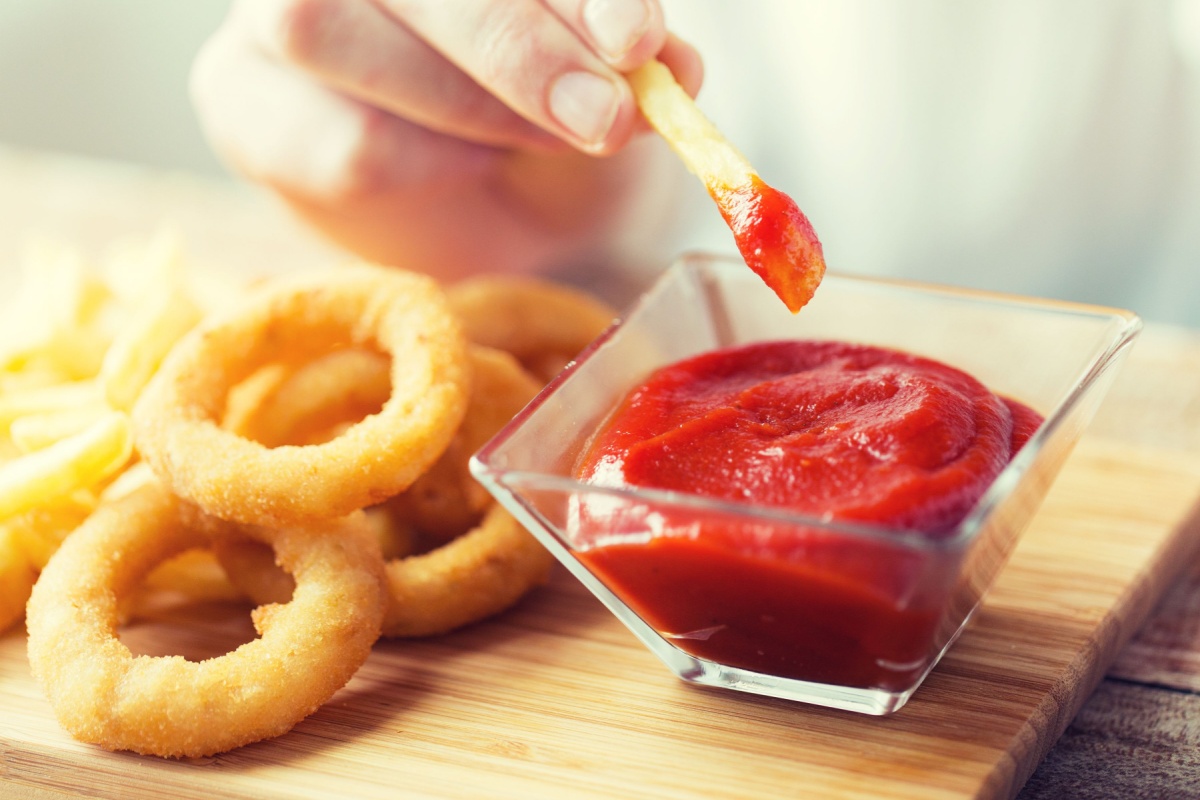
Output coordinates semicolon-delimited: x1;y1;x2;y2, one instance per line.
1108;559;1200;693
1019;681;1200;800
1;439;1197;800
1015;324;1200;800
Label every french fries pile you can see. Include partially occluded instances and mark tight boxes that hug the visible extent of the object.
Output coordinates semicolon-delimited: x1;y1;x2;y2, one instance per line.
6;230;594;758
0;231;234;631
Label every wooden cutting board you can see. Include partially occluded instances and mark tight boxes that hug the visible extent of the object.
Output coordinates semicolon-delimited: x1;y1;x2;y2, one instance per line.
1;436;1198;800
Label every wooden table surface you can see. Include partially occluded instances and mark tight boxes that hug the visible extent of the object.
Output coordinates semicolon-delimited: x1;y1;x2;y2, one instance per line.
1;144;1198;799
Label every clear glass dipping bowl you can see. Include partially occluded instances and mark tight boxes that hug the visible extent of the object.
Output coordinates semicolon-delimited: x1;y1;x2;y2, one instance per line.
471;253;1141;715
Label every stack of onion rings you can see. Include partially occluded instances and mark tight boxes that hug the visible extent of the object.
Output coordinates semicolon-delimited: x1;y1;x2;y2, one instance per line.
215;344;553;637
388;346;541;544
18;258;610;758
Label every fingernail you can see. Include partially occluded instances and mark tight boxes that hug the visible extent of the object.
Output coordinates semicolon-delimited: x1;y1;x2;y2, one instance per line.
584;0;650;59
549;71;620;147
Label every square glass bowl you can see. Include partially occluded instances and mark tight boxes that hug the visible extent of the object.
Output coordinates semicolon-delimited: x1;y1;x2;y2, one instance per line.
471;252;1141;715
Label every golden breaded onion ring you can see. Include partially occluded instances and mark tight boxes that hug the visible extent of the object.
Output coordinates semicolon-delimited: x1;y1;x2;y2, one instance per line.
446;276;616;382
380;503;553;637
132;266;469;526
216;503;553;639
25;481;385;758
215;345;552;636
388;346;541;545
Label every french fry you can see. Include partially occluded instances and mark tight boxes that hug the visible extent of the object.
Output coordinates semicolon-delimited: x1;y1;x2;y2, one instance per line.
0;230;246;636
98;460;156;503
100;277;203;411
628;59;826;312
0;526;36;631
628;59;756;189
9;406;111;453
4;490;96;570
0;380;104;434
95;230;204;410
128;549;245;616
0;241;116;379
0;366;71;394
0;411;133;519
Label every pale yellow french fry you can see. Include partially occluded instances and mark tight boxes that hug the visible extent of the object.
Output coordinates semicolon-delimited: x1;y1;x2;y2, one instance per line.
9;405;111;452
0;364;73;394
627;59;755;192
0;380;103;433
0;240;82;371
0;411;133;518
0;241;116;379
98;460;155;502
100;279;203;411
4;489;96;570
0;526;36;633
131;549;245;613
0;440;21;464
47;274;116;380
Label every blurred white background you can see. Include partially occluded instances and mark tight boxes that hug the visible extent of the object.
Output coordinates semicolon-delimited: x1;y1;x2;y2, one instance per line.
0;0;1197;325
0;0;229;175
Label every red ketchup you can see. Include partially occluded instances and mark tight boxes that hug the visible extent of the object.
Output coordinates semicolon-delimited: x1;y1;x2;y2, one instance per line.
572;340;1043;690
712;176;825;313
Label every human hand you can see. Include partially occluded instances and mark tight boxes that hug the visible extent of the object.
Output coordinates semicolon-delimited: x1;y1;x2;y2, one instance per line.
191;0;702;279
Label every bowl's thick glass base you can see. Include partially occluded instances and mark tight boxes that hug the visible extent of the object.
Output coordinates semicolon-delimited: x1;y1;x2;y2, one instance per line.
561;548;956;715
670;656;921;716
627;601;947;715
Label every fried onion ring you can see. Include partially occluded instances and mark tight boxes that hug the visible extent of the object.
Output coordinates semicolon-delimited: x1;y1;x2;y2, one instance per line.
388;346;542;545
25;481;385;758
214;345;552;637
446;276;616;382
216;503;553;638
381;503;553;637
132;266;469;526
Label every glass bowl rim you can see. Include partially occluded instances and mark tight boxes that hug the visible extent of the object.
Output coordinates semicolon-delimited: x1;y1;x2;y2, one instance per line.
472;253;1143;552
